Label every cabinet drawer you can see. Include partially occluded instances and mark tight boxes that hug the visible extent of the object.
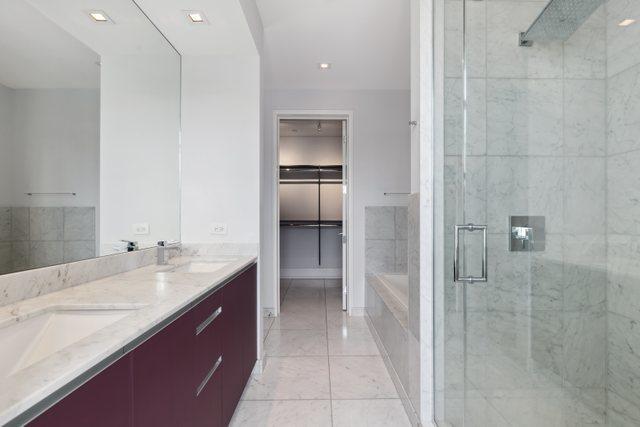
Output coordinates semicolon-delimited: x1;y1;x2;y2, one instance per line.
193;291;222;333
193;291;223;388
194;356;223;427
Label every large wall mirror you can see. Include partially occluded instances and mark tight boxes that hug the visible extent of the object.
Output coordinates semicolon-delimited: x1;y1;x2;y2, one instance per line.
0;0;181;275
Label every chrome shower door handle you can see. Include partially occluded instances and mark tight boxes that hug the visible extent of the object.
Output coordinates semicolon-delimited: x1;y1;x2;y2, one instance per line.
453;224;488;283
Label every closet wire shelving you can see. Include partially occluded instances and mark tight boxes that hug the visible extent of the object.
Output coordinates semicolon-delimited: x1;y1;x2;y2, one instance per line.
279;165;343;265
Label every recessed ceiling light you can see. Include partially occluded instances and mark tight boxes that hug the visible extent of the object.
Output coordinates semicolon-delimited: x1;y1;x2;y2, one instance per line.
318;63;332;70
185;10;208;24
88;11;111;23
619;19;636;27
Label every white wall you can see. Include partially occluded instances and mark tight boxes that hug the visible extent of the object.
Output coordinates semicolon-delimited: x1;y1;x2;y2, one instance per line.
100;54;180;253
0;83;13;205
181;55;261;248
262;89;411;310
0;87;99;208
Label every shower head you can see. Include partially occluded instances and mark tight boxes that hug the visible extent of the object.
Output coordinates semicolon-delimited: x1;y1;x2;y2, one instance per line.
519;0;604;47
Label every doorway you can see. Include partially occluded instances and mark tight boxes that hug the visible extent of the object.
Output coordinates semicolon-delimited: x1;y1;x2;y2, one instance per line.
272;112;353;316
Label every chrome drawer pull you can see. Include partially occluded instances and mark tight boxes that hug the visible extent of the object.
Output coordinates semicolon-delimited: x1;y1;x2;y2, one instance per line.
196;355;223;397
195;306;222;336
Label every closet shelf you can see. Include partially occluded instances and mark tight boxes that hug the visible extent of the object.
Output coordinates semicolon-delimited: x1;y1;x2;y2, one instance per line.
280;220;342;228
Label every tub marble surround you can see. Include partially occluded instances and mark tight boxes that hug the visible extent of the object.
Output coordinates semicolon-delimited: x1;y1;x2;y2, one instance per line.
0;250;256;425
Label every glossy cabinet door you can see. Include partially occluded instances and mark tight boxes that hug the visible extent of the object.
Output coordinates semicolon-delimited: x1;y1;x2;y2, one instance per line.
242;265;257;382
29;354;133;427
131;311;195;427
221;271;244;426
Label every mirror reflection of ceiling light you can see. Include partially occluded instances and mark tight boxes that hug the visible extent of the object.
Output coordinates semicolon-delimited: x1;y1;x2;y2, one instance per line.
619;19;636;27
185;11;208;24
318;63;331;70
88;11;112;23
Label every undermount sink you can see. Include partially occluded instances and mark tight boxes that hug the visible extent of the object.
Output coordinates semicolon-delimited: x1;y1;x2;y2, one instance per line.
166;261;230;274
0;307;139;378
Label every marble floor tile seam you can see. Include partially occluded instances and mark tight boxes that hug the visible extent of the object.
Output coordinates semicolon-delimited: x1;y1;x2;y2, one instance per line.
324;281;335;425
240;397;404;402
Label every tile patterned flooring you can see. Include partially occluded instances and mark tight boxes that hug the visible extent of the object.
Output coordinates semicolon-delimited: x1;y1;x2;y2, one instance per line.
230;279;411;426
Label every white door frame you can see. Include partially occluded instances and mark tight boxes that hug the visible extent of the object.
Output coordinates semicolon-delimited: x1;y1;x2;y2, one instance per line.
272;110;355;315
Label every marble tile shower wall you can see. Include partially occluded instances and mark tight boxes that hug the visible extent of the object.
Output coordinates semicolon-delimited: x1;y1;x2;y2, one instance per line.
0;207;95;274
365;206;408;275
442;0;610;423
606;0;640;424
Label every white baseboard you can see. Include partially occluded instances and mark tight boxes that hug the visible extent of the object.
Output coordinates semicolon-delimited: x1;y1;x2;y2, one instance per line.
280;268;342;279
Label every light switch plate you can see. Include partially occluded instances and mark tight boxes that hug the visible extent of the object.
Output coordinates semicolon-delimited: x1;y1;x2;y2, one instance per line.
210;223;228;235
132;223;150;235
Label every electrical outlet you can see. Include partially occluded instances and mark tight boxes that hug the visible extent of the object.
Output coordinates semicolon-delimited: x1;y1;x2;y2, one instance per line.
210;223;228;235
132;223;150;235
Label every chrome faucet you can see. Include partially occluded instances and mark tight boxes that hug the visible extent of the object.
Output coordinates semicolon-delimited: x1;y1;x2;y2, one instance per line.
157;241;180;265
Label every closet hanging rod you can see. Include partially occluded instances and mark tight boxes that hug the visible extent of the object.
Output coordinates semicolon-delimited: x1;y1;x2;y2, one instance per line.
25;192;77;196
280;180;343;184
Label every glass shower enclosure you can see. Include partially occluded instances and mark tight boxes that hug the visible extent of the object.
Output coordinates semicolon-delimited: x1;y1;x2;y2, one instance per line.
434;0;640;425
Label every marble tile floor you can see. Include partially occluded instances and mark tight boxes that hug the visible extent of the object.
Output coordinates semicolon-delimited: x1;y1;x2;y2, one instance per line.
232;279;411;426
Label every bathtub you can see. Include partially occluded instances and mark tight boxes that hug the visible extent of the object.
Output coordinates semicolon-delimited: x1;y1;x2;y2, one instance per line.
376;273;408;312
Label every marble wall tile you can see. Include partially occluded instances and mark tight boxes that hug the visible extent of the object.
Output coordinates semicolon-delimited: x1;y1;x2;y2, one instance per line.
29;241;63;269
11;208;29;241
563;234;606;311
530;234;563;311
487;79;563;156
563;157;606;234
63;207;95;241
486;1;563;78
395;240;407;273
607;389;640;427
444;78;487;156
444;0;486;78
608;151;640;235
63;241;96;263
365;240;396;274
608;313;640;408
563;5;606;79
444;156;486;231
0;208;10;241
607;63;640;155
564;80;606;156
395;207;408;240
608;234;640;321
0;243;11;275
365;207;395;240
11;241;29;272
29;207;63;241
408;194;420;338
606;0;640;78
487;157;564;234
530;310;563;378
562;310;606;388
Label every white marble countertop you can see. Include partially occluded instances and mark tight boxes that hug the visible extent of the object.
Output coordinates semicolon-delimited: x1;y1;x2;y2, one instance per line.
0;255;257;425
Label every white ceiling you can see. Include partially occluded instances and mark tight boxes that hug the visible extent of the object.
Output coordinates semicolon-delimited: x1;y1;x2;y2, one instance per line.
280;119;342;137
0;0;99;89
0;0;178;89
256;0;410;91
133;0;260;56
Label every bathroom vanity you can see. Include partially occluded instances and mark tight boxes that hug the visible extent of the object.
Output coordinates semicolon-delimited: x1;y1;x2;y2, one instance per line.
0;257;258;426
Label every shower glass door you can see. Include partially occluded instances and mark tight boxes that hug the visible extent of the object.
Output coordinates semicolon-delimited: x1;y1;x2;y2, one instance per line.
434;0;624;425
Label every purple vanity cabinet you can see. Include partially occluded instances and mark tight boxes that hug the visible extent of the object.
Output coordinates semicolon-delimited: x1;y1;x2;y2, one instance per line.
29;354;133;427
131;311;195;427
27;262;257;427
